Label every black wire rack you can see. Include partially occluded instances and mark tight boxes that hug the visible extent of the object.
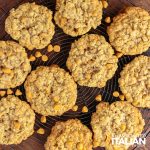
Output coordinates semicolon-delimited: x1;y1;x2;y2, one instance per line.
0;0;150;150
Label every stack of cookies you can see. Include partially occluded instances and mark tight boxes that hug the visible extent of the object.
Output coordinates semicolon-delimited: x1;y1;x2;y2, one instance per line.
0;0;149;150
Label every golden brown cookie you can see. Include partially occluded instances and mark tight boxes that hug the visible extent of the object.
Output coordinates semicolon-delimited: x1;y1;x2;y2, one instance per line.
54;0;103;36
5;3;55;50
24;65;77;116
45;119;92;150
119;55;150;108
66;34;118;88
0;41;31;89
0;95;35;145
107;7;150;55
91;101;145;150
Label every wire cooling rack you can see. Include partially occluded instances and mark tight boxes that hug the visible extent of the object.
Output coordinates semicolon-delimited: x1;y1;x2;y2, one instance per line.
0;0;150;150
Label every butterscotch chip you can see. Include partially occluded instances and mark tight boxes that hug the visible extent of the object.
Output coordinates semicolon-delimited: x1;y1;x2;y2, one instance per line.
54;0;103;36
72;105;78;111
42;55;48;62
47;44;53;52
0;41;31;89
37;128;45;134
113;91;119;97
7;89;13;95
105;17;111;23
35;51;42;58
82;106;88;113
119;55;150;108
41;116;46;123
107;7;150;55
5;3;55;50
15;89;22;96
102;1;108;8
119;94;125;101
0;91;6;96
67;34;118;88
0;95;35;144
24;66;77;116
29;55;36;62
53;45;61;52
95;94;102;101
91;101;145;149
45;119;92;150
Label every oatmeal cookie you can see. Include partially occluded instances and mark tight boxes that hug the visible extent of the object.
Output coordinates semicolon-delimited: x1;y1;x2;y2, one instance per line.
119;55;150;108
91;101;145;150
107;7;150;55
45;119;92;150
66;34;118;88
5;3;55;50
0;95;35;145
54;0;103;36
24;65;77;116
0;41;31;89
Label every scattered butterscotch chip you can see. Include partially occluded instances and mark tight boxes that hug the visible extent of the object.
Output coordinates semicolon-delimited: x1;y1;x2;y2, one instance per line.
47;44;53;52
0;91;6;96
37;128;45;134
119;94;125;101
35;51;42;58
120;123;126;132
102;0;108;8
113;91;120;97
13;121;21;130
116;52;123;58
2;68;12;74
42;55;48;62
95;94;102;101
15;89;22;96
105;17;111;23
53;45;61;52
82;106;88;113
77;142;83;150
41;116;47;123
7;89;13;95
54;104;61;111
29;55;36;62
72;105;78;111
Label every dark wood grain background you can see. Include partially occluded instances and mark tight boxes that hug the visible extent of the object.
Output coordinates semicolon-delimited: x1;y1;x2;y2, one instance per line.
0;0;150;150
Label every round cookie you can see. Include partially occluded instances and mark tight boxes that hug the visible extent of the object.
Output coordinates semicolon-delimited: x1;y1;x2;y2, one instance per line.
0;41;31;89
119;55;150;108
107;7;150;55
54;0;103;36
66;34;118;88
0;95;35;145
91;101;145;150
45;119;92;150
24;65;77;116
5;2;55;50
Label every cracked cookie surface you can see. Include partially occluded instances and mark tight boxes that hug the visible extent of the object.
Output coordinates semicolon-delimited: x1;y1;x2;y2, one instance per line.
25;65;77;116
107;7;150;55
45;119;92;150
5;2;55;50
0;41;31;89
0;95;35;145
119;55;150;108
54;0;102;36
91;101;145;150
66;34;118;88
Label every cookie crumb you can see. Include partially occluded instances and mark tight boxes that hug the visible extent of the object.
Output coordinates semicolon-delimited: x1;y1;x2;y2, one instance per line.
0;91;6;96
42;55;48;62
2;68;12;74
15;89;22;96
53;45;61;52
119;95;125;101
102;0;108;8
95;94;102;101
7;89;13;95
82;106;88;113
29;55;36;62
40;116;46;123
72;105;78;111
47;44;53;52
37;128;45;134
116;52;123;58
105;17;111;23
35;51;42;58
113;91;120;97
